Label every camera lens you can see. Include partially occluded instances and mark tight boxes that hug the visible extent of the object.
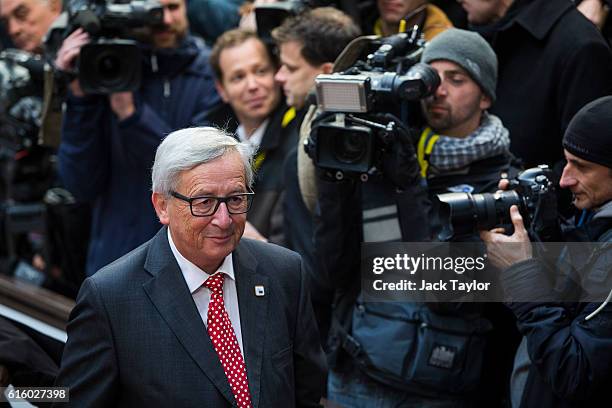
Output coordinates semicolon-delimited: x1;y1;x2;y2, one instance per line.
436;191;521;240
333;133;367;164
96;54;122;81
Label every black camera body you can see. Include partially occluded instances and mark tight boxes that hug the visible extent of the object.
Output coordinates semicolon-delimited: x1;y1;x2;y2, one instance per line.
437;165;560;241
305;31;439;180
312;117;401;176
67;0;164;94
0;49;44;152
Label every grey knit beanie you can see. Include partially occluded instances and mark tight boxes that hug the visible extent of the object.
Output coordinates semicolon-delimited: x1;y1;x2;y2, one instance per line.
422;28;498;102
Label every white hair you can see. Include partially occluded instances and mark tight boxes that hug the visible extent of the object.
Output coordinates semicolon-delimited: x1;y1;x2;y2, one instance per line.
151;127;254;195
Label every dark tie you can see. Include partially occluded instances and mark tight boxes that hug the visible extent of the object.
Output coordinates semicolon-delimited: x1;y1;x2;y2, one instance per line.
204;273;252;407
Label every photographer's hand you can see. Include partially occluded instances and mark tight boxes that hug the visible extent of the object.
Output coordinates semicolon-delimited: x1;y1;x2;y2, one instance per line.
110;92;135;121
498;178;510;191
480;205;533;269
55;28;90;97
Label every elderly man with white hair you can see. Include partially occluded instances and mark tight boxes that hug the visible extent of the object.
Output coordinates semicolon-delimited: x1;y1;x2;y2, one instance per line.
55;127;326;408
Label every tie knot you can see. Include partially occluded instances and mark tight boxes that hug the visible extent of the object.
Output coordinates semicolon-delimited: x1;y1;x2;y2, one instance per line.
204;273;225;294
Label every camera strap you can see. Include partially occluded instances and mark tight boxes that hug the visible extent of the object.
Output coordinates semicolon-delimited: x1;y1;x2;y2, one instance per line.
361;180;402;243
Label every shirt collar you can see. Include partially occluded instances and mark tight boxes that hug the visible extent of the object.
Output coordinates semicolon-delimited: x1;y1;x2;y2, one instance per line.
506;0;571;41
167;227;235;294
236;119;269;150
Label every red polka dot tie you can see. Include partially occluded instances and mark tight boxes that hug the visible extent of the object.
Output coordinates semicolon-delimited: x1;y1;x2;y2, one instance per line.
204;273;252;407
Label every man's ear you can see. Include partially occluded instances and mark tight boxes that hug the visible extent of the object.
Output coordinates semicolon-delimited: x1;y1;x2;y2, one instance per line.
215;80;229;103
320;62;334;75
152;192;170;225
480;93;492;111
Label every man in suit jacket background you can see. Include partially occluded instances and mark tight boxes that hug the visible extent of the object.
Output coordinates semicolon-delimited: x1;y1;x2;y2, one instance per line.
54;127;327;407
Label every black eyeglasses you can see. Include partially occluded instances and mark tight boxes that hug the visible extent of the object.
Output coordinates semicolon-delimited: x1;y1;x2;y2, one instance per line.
170;190;255;217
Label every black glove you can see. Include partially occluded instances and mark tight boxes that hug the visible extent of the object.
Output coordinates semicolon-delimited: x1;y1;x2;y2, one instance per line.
380;113;421;190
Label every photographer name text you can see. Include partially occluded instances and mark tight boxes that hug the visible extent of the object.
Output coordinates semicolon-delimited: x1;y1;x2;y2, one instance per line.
372;279;491;293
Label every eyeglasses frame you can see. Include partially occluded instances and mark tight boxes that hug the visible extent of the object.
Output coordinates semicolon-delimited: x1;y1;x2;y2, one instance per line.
169;190;255;217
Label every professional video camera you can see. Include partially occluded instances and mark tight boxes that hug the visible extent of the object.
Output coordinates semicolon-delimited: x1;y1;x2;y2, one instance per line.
0;49;44;153
0;49;54;203
436;165;560;242
304;30;440;181
64;0;164;94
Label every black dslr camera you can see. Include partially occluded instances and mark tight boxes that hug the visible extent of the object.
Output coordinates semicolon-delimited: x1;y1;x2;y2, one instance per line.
66;0;164;94
436;165;560;242
304;30;440;181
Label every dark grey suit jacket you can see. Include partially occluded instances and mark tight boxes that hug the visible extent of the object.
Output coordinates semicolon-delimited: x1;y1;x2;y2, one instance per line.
54;226;327;407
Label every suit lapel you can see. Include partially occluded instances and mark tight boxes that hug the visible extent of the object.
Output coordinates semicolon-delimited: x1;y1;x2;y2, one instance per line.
234;241;269;408
142;227;236;405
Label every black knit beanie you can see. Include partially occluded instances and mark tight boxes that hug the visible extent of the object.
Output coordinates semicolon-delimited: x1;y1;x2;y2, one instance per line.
563;96;612;169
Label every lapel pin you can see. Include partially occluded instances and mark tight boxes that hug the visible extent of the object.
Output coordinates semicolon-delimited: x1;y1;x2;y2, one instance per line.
254;285;265;297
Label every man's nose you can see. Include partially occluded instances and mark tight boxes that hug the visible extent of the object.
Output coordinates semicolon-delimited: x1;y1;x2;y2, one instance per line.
434;80;447;98
163;8;173;26
212;202;232;228
275;66;287;84
246;74;259;90
559;165;576;188
7;19;22;36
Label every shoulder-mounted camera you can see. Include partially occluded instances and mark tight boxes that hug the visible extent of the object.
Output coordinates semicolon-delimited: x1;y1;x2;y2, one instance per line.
305;29;440;182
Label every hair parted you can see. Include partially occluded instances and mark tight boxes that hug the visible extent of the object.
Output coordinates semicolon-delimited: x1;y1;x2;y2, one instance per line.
271;7;361;66
210;29;274;81
151;127;254;196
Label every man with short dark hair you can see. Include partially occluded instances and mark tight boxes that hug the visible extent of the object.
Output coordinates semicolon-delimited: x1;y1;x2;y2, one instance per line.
270;8;361;343
272;7;361;111
270;5;360;254
55;0;220;276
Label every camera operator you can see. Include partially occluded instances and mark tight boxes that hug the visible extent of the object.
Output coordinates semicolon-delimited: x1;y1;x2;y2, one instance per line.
0;0;61;54
315;29;519;407
54;0;220;276
418;28;517;216
480;96;612;407
0;0;94;295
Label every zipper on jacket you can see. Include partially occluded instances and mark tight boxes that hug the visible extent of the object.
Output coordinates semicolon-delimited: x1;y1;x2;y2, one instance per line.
151;54;159;72
163;79;170;97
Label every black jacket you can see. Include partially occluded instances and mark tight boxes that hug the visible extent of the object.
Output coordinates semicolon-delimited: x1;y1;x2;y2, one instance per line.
316;150;520;404
207;102;299;245
479;0;612;167
502;202;612;408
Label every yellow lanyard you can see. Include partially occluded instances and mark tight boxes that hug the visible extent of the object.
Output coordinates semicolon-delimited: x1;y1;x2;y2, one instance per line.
253;107;296;172
417;127;440;178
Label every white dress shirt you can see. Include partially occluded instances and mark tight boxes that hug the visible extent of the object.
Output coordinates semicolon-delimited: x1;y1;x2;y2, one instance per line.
167;228;245;356
236;119;269;151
